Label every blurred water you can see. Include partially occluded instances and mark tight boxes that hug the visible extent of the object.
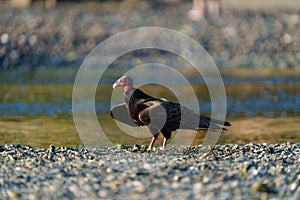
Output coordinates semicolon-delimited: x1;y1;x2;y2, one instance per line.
0;70;299;118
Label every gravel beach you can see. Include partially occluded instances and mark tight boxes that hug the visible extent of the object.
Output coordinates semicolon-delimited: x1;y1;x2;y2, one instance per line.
0;143;299;199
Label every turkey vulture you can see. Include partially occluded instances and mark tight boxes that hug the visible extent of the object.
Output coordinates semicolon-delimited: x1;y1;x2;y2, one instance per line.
110;76;231;151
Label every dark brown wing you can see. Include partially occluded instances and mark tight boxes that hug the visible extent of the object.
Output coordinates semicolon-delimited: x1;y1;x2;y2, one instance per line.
138;101;168;131
138;100;229;131
110;103;138;127
138;100;182;132
123;88;230;130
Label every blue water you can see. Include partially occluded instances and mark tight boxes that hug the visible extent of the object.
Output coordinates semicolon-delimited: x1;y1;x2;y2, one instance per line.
0;75;299;118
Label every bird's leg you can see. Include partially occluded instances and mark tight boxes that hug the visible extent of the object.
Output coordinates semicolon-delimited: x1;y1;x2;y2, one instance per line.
147;135;158;151
160;131;171;151
160;137;168;151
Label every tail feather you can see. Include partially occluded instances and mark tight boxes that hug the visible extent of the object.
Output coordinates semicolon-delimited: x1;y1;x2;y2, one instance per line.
175;105;231;131
199;116;231;130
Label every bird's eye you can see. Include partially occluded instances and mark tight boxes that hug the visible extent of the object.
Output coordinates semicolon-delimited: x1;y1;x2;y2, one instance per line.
119;79;123;83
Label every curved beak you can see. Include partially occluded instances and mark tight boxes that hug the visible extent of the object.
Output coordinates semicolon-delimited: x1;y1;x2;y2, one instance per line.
113;82;118;89
113;80;120;89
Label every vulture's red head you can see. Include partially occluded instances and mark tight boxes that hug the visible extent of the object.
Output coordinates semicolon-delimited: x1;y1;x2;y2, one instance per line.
113;76;134;92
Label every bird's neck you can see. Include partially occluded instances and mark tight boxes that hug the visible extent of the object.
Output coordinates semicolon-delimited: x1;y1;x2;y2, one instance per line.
123;87;136;105
124;84;133;93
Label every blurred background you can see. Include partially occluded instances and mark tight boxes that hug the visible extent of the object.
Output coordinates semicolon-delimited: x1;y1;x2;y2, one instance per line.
0;0;299;147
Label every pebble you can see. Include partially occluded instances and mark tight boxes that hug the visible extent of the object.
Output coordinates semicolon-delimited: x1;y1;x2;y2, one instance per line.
0;143;298;199
0;33;9;44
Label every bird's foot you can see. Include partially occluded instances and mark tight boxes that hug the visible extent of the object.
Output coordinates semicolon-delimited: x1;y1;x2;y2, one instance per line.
160;146;166;151
147;147;153;152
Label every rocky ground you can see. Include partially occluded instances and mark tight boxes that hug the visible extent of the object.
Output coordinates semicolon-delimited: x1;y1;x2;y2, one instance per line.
0;143;299;199
0;1;300;70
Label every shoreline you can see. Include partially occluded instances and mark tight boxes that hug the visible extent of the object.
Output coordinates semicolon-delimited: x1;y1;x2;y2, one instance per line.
1;115;300;148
